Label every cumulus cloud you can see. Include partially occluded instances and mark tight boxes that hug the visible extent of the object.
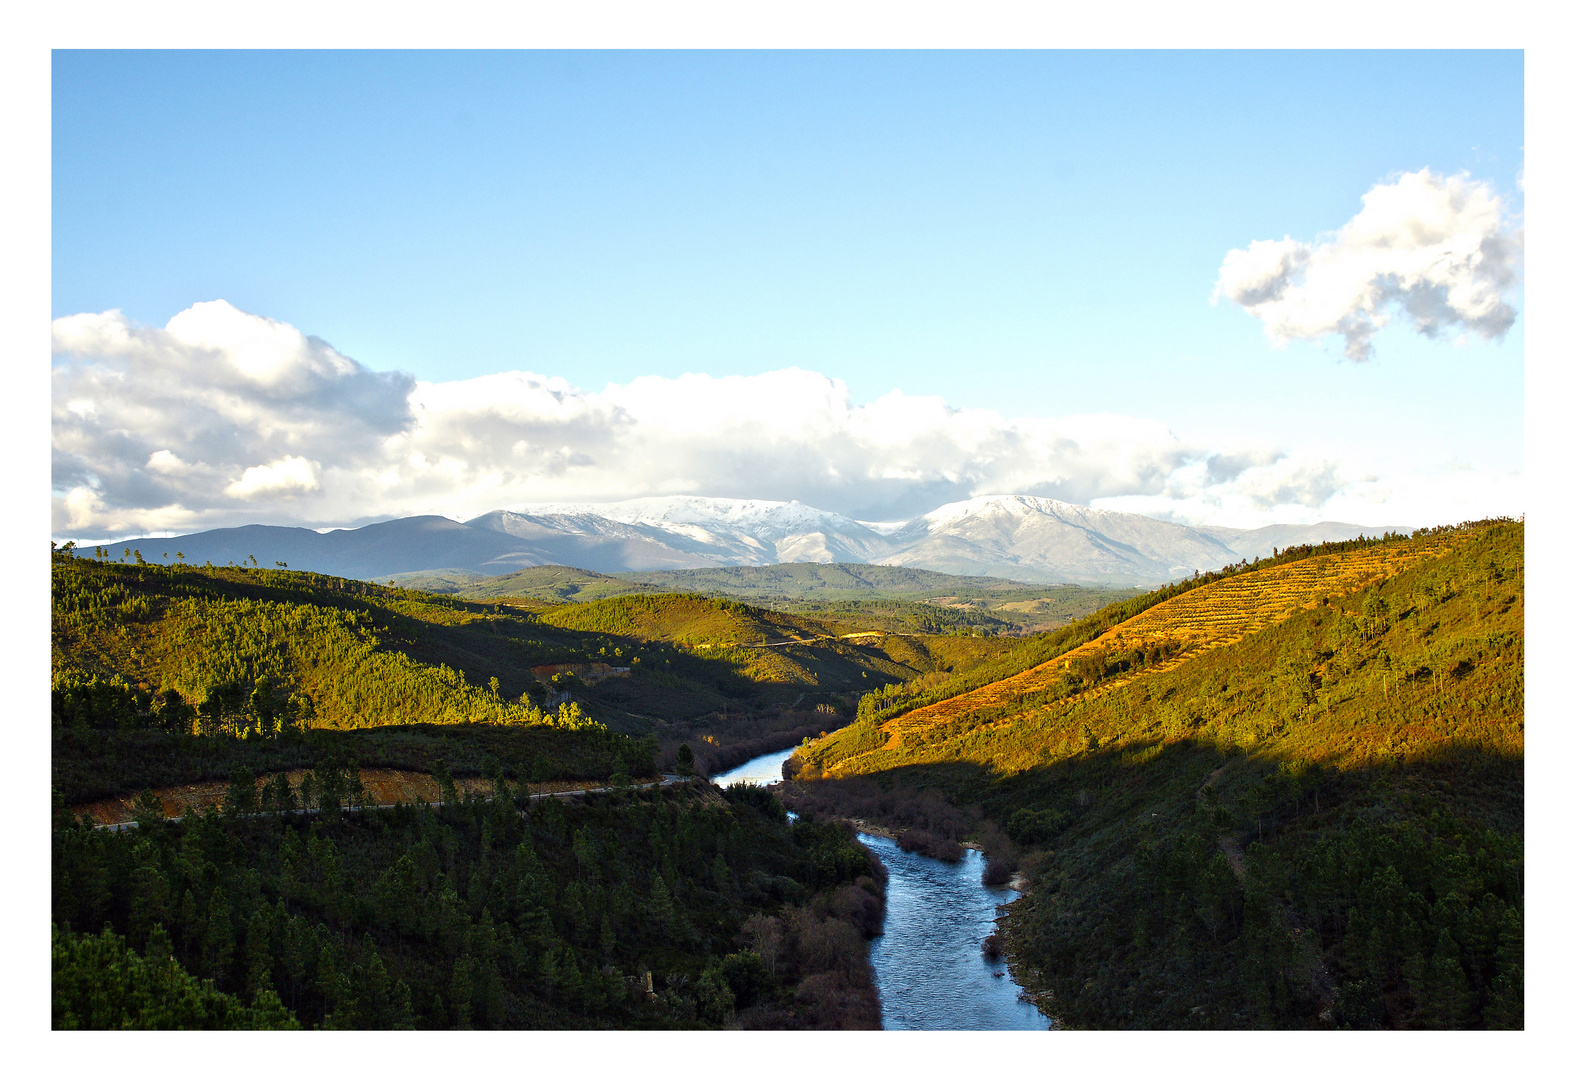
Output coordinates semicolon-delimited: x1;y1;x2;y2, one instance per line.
1214;169;1521;361
224;456;321;498
52;300;413;534
53;300;1355;538
1093;450;1350;526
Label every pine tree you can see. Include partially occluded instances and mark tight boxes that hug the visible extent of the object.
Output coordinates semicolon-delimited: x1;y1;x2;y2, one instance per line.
647;872;675;934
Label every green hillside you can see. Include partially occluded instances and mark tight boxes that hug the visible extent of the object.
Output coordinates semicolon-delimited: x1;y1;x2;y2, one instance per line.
430;565;653;602
413;561;1141;635
531;592;1018;737
537;591;822;644
52;557;603;733
788;520;1523;1028
51;553;895;1030
51;555;1020;788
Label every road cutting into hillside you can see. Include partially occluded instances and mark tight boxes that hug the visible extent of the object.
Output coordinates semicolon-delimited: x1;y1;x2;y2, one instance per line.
79;769;687;829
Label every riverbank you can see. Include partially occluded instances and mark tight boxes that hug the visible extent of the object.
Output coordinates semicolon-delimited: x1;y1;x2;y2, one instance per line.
856;832;1049;1030
712;746;1048;1030
776;775;1020;870
697;716;853;780
707;749;887;1029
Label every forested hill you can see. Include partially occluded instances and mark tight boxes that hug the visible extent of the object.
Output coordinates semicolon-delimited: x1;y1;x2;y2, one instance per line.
51;555;603;734
54;775;890;1029
788;519;1524;1028
50;553;1016;790
440;562;1039;601
51;553;898;1030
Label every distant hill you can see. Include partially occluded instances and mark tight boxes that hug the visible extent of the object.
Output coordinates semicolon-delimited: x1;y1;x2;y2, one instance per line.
410;562;1143;636
438;561;1033;600
85;494;1411;587
87;516;547;580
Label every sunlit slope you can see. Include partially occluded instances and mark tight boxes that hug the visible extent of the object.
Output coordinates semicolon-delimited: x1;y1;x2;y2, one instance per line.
537;592;827;644
810;529;1464;776
50;560;602;732
791;520;1521;1029
538;592;1017;693
52;559;1020;739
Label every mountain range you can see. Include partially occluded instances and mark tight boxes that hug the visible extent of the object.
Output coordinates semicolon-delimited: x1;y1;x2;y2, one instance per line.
93;494;1409;586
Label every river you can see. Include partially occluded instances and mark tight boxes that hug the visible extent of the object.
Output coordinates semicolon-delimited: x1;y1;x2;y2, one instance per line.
710;747;1050;1031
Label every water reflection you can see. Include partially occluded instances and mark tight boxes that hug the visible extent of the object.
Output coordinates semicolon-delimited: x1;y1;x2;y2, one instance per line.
710;748;1049;1031
860;833;1048;1030
709;746;796;787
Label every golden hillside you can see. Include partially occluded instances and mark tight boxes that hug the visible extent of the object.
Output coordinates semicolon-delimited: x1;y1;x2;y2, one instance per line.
832;532;1459;772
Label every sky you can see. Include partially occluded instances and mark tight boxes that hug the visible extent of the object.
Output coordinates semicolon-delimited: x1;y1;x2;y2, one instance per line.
50;49;1526;539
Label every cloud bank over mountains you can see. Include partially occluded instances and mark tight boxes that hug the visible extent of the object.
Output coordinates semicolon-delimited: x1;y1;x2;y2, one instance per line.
1214;169;1522;361
56;300;1368;540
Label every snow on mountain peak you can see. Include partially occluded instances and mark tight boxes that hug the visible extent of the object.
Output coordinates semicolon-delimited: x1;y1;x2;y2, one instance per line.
919;493;1083;527
511;495;866;537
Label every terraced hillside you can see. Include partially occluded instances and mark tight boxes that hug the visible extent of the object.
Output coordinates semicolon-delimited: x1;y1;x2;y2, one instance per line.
813;530;1458;776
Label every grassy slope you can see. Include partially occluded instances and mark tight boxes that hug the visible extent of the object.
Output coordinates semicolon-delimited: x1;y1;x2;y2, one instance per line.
794;520;1523;1028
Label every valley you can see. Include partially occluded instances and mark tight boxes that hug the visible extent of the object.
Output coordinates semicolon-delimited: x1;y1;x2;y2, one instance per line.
784;518;1523;1028
50;517;1522;1030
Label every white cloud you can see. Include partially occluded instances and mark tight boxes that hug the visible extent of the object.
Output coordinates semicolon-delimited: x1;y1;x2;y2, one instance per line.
53;300;1368;538
52;300;413;533
1093;450;1352;526
145;450;189;475
1215;169;1521;361
224;456;321;498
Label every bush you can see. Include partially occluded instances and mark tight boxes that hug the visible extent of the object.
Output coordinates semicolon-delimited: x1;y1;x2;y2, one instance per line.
982;857;1014;887
895;828;964;862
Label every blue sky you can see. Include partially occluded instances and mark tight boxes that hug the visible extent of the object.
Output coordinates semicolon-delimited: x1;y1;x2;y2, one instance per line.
51;50;1525;535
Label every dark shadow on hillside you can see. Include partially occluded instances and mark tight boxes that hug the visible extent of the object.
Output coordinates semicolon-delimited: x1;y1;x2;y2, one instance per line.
783;735;1523;863
781;737;1523;1030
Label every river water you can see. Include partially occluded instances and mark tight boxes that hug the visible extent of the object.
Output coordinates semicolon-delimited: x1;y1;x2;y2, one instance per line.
710;747;1050;1031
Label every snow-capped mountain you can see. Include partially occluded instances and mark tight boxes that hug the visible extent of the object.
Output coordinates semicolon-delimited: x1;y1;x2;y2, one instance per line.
877;495;1245;583
101;495;1410;586
482;497;896;566
479;494;1407;584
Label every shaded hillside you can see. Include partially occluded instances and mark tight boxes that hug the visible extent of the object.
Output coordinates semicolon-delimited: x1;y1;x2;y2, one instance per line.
789;519;1523;1028
532;593;1019;728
